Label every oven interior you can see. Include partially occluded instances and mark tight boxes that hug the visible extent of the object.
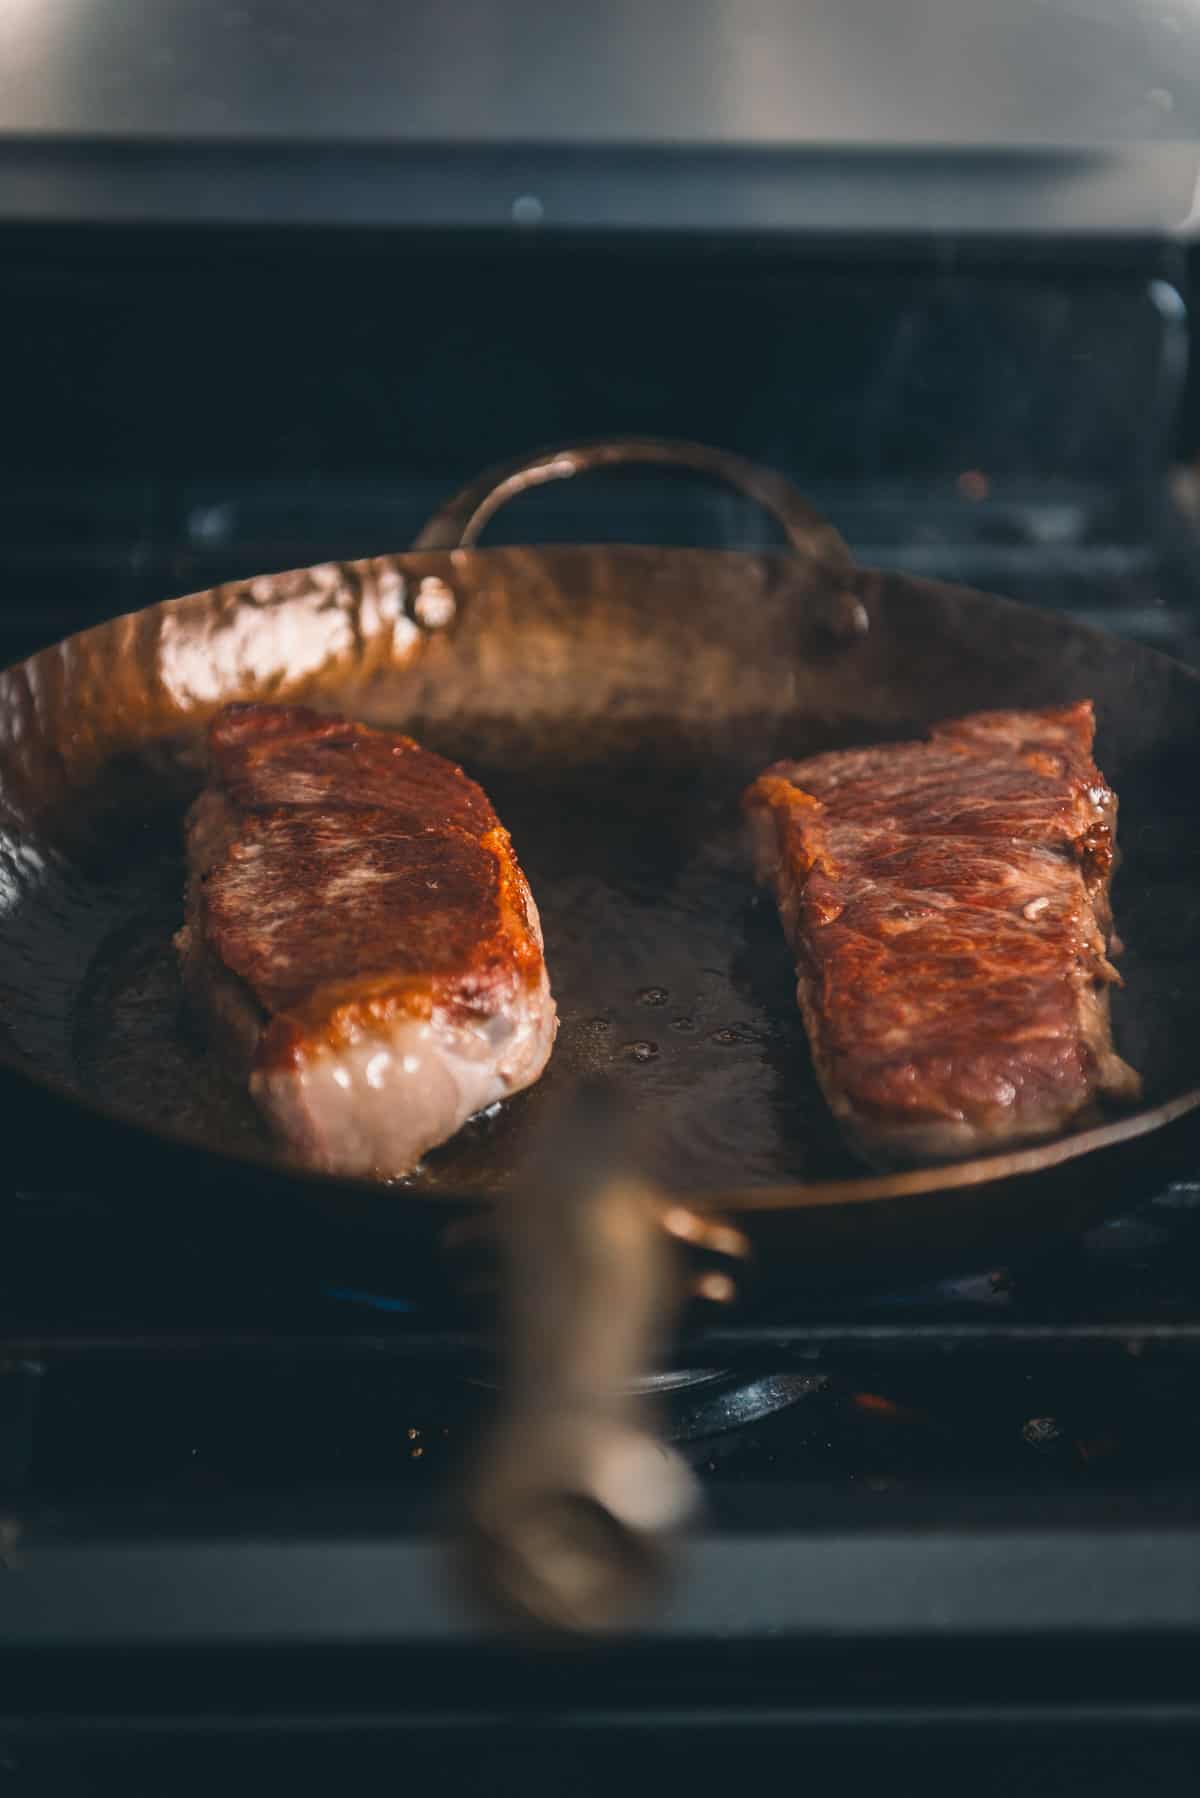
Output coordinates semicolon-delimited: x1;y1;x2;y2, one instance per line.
3;229;1196;658
4;225;1200;1776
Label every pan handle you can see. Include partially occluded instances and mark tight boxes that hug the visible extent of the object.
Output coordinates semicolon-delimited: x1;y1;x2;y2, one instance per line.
412;437;854;569
460;1082;706;1633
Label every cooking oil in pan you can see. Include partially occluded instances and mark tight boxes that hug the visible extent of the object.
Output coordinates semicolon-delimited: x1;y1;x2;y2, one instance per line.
58;760;852;1192
42;752;1189;1194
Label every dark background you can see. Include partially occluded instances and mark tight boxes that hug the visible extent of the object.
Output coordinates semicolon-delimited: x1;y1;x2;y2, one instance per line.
0;227;1194;659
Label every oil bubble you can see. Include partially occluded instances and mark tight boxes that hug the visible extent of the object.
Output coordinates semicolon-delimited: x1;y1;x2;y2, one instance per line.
624;1040;659;1062
637;987;669;1007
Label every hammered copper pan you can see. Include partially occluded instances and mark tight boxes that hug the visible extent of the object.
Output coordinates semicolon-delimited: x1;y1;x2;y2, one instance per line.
2;439;1199;1628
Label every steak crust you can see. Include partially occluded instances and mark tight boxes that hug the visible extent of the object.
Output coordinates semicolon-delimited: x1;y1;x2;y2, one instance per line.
175;704;557;1178
743;702;1140;1167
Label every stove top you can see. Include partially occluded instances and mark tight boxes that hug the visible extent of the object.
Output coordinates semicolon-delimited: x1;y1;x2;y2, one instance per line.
3;1172;1200;1794
5;1175;1200;1538
2;233;1200;1789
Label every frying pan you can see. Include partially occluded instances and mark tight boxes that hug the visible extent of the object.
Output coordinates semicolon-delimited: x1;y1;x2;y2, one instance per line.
2;438;1200;1629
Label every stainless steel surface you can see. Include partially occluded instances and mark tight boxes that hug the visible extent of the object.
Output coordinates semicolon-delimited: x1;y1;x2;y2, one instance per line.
2;140;1195;236
8;1523;1200;1645
4;0;1199;147
1;1;1198;232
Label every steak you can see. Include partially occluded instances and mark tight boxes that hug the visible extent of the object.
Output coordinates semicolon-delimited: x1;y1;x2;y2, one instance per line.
743;702;1140;1167
175;704;557;1178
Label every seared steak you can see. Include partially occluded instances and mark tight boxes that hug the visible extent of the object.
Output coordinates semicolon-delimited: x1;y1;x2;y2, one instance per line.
175;704;556;1178
743;703;1140;1167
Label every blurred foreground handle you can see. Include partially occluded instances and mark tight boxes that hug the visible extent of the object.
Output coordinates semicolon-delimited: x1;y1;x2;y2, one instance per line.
463;1082;700;1633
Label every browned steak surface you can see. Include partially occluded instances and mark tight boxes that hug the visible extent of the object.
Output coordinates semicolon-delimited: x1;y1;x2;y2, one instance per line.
175;704;556;1178
743;702;1139;1167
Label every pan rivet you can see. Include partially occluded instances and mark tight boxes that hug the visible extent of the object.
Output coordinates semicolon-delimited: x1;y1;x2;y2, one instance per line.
825;593;870;643
413;576;457;630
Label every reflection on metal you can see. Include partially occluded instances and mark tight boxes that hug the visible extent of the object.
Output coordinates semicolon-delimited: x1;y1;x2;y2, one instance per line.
670;1370;829;1444
412;576;457;631
5;2;1200;151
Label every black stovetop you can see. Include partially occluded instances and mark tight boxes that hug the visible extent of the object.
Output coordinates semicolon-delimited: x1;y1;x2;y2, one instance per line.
3;1170;1200;1797
7;1169;1200;1491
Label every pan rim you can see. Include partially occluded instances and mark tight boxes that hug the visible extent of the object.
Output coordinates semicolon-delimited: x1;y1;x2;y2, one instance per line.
3;1045;1196;1215
3;551;1199;1217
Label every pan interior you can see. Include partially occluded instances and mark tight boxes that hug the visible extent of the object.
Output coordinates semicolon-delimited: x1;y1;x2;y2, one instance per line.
57;752;856;1194
4;724;1194;1202
2;544;1199;1205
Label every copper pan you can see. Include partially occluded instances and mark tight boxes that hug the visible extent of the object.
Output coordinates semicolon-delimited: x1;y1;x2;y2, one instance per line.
1;439;1198;1630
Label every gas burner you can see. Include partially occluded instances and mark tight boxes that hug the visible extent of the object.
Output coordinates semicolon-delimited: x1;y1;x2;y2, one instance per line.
666;1369;829;1444
450;1367;828;1445
319;1281;801;1418
320;1276;830;1438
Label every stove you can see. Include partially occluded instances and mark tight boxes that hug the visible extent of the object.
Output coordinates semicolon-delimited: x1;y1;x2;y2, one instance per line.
3;195;1200;1790
3;1175;1200;1793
